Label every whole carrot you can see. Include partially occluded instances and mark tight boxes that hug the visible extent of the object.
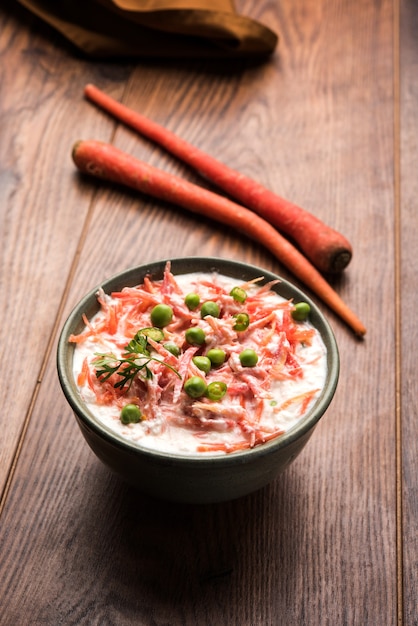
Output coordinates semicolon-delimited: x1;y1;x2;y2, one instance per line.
72;139;366;337
84;83;352;275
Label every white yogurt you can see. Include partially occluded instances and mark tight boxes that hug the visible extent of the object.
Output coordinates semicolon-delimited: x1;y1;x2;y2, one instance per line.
71;269;327;455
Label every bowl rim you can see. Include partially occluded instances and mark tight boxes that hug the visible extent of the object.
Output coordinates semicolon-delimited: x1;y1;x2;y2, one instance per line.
57;256;340;467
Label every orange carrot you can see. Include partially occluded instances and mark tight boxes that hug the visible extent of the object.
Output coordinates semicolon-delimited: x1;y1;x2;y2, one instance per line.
72;139;366;336
84;83;352;275
196;427;286;453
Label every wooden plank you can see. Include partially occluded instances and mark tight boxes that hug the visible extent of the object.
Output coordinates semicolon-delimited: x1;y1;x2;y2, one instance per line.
0;2;131;495
0;0;399;624
400;0;418;623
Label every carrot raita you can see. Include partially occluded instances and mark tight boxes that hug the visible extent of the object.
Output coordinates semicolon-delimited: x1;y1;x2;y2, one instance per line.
70;262;328;456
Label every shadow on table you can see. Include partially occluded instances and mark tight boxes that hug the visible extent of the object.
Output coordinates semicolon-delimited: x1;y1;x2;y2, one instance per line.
62;459;314;621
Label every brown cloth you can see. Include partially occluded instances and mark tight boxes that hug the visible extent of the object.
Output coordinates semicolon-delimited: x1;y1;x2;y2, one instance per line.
17;0;278;58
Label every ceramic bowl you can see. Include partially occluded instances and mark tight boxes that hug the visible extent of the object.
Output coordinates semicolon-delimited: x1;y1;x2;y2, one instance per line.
57;257;339;503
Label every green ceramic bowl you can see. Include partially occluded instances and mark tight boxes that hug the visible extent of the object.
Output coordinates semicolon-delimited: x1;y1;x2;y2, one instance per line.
57;257;339;503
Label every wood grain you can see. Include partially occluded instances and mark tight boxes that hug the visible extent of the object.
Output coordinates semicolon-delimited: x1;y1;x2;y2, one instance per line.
0;3;131;496
400;0;418;622
0;0;413;623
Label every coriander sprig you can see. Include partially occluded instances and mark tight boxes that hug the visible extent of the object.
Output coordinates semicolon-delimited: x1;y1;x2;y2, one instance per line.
93;327;181;391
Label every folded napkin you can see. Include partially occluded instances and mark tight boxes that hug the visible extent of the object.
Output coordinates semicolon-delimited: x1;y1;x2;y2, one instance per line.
17;0;278;58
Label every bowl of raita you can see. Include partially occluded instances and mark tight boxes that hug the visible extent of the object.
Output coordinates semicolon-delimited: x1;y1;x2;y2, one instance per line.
57;257;339;503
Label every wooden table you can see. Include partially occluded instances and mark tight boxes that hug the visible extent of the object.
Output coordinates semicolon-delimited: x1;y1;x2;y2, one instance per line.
1;1;416;623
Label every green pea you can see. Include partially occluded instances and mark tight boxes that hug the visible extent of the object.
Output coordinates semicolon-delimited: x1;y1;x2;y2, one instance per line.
139;327;165;342
120;404;142;424
185;327;206;346
206;348;226;367
150;303;173;328
184;376;207;398
291;302;311;321
239;348;258;367
230;286;247;303
200;301;220;318
206;381;227;401
164;342;180;357
192;356;211;374
233;312;250;332
185;292;200;311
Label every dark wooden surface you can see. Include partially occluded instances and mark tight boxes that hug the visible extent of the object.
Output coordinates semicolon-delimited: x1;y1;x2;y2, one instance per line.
0;0;416;623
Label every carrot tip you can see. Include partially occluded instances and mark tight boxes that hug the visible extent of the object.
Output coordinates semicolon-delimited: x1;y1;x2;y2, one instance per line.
330;250;352;273
71;140;84;162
